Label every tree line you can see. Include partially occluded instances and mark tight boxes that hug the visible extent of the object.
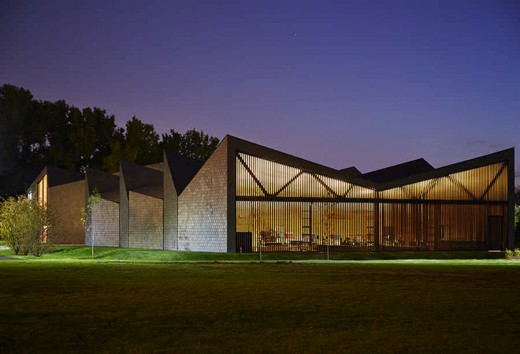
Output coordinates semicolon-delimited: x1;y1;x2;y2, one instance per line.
0;84;219;197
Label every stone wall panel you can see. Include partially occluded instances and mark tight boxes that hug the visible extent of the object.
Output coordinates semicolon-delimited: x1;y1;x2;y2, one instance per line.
85;199;119;247
163;165;178;250
129;191;163;249
50;180;85;244
178;142;228;252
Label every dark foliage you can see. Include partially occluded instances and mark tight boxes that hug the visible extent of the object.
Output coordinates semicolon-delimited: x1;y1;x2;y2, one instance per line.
0;84;219;195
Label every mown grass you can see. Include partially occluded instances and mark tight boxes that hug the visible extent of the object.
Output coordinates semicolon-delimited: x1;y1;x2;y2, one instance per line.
0;245;507;262
0;254;519;353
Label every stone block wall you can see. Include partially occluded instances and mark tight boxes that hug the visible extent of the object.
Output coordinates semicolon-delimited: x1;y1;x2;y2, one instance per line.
50;180;85;244
163;165;178;250
178;142;228;252
128;191;163;249
85;199;119;247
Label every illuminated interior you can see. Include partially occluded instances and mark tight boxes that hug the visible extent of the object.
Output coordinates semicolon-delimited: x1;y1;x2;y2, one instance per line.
36;173;49;242
235;153;509;252
37;174;48;208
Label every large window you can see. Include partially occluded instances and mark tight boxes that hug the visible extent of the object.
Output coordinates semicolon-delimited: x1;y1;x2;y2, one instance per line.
235;153;509;252
236;153;374;199
37;174;48;208
380;163;507;201
237;201;374;251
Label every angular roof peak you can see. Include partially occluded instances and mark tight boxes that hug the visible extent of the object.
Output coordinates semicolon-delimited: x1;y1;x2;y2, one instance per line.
85;168;120;203
339;166;362;177
31;165;84;188
120;160;163;199
164;151;203;194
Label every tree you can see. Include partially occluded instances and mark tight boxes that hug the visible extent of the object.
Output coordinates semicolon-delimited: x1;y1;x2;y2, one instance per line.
0;85;47;196
160;128;220;161
0;83;221;195
41;99;73;169
0;85;47;167
318;201;336;260
250;202;263;260
71;107;117;171
81;189;102;258
102;117;161;171
124;116;161;164
160;129;182;153
178;129;219;161
101;127;125;172
0;84;116;191
0;196;55;256
45;103;117;172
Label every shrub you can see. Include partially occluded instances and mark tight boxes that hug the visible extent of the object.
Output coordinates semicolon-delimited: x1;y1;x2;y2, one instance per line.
0;196;55;256
505;248;520;260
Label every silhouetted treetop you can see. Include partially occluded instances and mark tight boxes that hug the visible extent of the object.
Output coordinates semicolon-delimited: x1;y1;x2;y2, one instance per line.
0;83;220;196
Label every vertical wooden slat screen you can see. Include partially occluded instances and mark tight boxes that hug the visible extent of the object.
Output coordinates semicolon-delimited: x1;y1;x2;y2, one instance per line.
236;153;509;252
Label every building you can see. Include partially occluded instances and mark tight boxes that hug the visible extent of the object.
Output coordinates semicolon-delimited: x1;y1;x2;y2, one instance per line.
84;168;120;247
28;135;515;252
163;151;203;250
175;136;514;253
119;161;164;249
27;166;85;244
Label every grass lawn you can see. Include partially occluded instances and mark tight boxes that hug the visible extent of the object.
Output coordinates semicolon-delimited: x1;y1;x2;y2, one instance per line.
0;245;507;262
0;249;519;353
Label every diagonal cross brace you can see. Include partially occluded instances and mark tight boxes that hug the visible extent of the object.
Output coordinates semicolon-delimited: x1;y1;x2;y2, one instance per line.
237;154;269;196
480;162;506;200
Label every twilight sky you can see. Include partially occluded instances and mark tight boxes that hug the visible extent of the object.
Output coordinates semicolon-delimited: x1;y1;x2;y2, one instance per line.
1;0;519;184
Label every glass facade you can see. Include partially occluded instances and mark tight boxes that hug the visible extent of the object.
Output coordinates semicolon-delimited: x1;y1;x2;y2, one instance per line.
235;153;509;252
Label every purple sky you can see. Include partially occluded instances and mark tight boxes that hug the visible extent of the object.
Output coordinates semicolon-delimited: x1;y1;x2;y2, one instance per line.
1;0;519;185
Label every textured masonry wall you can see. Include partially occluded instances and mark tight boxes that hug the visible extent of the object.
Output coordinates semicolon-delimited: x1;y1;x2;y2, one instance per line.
119;177;129;248
163;167;178;250
85;199;119;247
128;191;163;249
178;143;227;252
50;180;85;244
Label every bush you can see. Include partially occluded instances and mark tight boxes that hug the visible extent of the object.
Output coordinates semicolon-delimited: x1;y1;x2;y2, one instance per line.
0;196;55;256
505;248;520;260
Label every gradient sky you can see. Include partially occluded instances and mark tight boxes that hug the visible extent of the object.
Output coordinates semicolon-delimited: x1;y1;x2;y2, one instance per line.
1;0;519;184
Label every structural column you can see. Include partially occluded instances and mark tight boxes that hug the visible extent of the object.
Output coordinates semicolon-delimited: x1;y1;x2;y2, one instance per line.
374;197;380;252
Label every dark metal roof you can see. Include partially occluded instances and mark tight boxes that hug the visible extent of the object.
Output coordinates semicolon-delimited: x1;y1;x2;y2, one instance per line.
380;148;514;190
120;160;163;199
339;166;362;177
362;158;434;183
145;162;164;172
85;168;120;203
164;151;203;194
29;165;84;190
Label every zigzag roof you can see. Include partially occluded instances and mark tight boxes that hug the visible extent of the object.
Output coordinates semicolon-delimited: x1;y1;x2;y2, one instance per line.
85;168;119;203
164;151;203;194
120;160;163;199
29;165;84;190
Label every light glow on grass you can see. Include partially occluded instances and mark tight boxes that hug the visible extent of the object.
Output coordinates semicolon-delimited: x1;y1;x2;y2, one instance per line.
1;245;518;267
